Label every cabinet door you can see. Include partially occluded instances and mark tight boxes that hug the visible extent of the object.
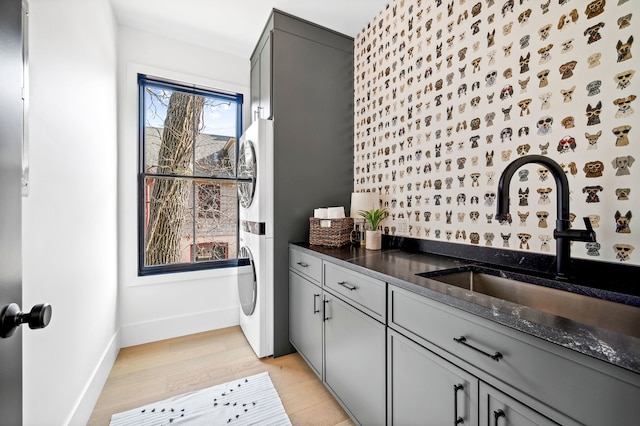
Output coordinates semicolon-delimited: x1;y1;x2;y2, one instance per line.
289;271;323;377
479;383;559;426
325;293;386;425
258;35;271;120
250;58;260;123
388;330;478;426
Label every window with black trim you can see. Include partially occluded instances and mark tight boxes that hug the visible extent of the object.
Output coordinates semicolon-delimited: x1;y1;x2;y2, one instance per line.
138;75;243;275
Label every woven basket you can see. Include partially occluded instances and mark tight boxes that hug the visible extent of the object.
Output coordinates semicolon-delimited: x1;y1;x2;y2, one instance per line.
309;217;354;247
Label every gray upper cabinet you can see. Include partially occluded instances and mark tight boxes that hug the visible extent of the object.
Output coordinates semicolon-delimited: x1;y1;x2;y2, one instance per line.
250;10;353;356
250;34;271;121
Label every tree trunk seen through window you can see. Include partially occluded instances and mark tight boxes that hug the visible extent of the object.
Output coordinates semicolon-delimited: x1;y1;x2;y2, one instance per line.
145;92;205;266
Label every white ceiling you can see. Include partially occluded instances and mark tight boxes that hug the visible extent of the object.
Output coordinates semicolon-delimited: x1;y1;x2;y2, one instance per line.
109;0;389;57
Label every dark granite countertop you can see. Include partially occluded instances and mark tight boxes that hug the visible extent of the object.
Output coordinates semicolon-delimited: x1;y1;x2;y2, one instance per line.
290;243;640;375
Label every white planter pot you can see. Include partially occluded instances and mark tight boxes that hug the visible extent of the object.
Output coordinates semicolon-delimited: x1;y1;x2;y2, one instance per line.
365;230;382;250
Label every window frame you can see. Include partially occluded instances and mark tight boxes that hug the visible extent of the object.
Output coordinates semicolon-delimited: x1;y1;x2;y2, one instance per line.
137;74;247;276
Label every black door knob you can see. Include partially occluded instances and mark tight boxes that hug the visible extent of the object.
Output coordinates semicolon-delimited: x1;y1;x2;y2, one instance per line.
0;303;52;338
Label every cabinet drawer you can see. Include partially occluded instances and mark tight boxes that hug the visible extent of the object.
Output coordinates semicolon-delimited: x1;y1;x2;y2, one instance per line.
324;262;385;322
289;248;322;284
389;285;640;426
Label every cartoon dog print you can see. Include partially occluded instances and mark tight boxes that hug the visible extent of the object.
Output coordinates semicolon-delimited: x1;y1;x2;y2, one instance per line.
613;95;636;118
537;116;553;135
484;232;495;247
557;136;576;154
614;210;632;233
586;102;602;126
539;142;550;155
585;242;601;256
540;0;551;15
585;130;602;149
561;86;576;102
616;188;631;201
538;235;551;252
501;233;511;248
561;116;575;129
539;92;552;110
583;185;603;203
584;161;605;178
585;0;606;19
613;126;631;146
618;14;632;30
613;244;634;261
538;44;553;64
517;233;532;250
584;22;605;44
537;187;553;204
518;187;529;206
612;156;635;176
559;61;577;79
557;9;579;30
538;23;552;41
614;70;635;90
561;38;574;53
561;162;578;176
536;211;549;228
517;211;529;226
588;214;601;229
519;53;530;73
617;36;634;62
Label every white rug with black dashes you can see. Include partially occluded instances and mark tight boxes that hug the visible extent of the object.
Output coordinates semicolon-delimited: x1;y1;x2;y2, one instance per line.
109;372;291;425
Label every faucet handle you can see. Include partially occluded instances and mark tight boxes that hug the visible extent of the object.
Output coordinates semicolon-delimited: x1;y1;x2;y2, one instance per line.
582;217;597;242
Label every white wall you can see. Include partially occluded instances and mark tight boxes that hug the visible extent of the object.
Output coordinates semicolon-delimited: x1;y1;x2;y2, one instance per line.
22;0;119;425
117;26;251;348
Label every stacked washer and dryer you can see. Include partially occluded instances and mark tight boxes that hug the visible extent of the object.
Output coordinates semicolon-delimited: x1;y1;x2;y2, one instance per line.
237;119;274;358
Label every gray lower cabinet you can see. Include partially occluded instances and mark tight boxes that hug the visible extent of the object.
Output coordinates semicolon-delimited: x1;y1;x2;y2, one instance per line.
479;383;559;426
324;292;386;425
388;330;478;425
388;330;557;426
389;284;640;425
290;247;640;425
289;247;386;425
289;270;323;377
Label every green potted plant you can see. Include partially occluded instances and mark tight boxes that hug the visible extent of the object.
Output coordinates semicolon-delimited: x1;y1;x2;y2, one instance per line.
358;207;388;250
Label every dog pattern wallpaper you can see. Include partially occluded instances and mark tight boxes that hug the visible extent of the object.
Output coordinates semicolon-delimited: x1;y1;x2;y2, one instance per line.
354;0;638;265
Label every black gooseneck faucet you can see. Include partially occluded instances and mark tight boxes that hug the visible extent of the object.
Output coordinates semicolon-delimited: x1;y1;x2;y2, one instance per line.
495;155;597;280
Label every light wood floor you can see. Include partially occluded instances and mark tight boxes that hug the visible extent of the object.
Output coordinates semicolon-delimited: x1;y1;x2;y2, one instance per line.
88;326;354;425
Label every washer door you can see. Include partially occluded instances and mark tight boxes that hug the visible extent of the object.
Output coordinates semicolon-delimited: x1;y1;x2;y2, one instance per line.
238;245;257;316
237;138;256;208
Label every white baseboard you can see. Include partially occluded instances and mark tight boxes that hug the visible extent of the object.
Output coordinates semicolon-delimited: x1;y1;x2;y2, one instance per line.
66;330;121;426
120;307;240;348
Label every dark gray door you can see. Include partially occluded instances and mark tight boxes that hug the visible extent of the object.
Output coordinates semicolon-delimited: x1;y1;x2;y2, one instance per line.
0;0;27;423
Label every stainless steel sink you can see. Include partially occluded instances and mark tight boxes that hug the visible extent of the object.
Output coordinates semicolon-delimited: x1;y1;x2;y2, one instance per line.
422;269;640;338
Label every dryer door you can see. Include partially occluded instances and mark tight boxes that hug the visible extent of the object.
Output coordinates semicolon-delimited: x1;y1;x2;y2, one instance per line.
237;138;256;208
238;245;257;316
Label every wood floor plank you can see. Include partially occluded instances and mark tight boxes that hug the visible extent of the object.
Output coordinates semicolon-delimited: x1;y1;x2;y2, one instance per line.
87;326;355;425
